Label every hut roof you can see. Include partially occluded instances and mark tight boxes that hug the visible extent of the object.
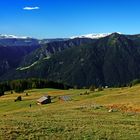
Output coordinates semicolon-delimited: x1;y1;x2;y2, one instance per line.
37;96;49;103
59;96;72;101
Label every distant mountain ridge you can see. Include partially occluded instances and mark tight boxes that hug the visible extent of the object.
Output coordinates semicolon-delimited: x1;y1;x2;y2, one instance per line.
70;33;117;39
0;34;29;39
0;32;121;40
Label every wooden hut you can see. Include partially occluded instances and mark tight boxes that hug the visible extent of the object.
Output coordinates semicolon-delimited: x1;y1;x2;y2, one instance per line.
37;95;51;105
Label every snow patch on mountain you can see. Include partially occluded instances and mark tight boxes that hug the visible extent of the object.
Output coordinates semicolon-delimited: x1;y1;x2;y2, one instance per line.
71;33;121;39
0;34;29;39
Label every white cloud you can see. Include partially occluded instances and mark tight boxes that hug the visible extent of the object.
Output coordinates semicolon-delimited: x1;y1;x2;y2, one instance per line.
23;7;40;10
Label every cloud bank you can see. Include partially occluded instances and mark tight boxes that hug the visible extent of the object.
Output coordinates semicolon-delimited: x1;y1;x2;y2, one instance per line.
23;7;40;10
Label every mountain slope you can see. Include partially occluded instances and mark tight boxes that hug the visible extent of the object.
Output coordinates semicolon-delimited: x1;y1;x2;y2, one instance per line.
0;44;42;76
0;36;96;77
20;38;96;67
2;33;140;87
0;35;42;77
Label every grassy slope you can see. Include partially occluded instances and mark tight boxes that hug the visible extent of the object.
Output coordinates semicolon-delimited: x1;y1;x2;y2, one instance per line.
0;86;140;140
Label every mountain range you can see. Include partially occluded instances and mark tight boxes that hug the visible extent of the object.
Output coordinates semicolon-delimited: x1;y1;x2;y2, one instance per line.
1;33;140;87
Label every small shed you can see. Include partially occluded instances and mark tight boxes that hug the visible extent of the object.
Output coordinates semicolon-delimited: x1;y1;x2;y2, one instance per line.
37;95;51;105
59;96;72;102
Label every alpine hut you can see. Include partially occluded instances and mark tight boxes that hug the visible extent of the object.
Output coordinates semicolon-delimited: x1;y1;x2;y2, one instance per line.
37;95;51;105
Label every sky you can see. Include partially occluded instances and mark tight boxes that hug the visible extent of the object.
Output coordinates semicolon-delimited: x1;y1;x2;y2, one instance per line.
0;0;140;38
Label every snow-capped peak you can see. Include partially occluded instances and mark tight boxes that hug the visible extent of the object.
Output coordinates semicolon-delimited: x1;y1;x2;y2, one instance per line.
0;34;29;39
71;33;115;39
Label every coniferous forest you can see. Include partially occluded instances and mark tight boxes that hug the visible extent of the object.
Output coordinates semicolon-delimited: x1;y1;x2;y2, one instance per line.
0;78;71;96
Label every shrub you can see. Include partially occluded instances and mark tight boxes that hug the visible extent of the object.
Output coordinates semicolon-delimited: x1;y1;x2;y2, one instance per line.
89;85;96;91
0;89;4;96
97;86;104;91
15;96;22;102
131;79;140;86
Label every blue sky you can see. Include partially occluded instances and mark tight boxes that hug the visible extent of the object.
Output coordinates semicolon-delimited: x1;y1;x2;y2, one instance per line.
0;0;140;38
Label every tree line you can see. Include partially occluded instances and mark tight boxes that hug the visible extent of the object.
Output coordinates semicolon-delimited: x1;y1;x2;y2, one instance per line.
0;78;72;96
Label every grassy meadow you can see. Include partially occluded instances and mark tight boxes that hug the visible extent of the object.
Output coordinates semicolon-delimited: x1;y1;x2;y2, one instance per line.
0;85;140;140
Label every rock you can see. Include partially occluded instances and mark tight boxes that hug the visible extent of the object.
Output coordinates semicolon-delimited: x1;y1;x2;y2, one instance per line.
108;108;118;113
108;109;113;113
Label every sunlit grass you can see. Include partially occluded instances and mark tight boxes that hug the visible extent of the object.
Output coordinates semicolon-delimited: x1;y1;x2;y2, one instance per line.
0;86;140;139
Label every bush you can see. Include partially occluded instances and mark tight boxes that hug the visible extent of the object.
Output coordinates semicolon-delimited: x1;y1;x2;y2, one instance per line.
0;89;4;96
15;96;22;102
84;91;90;95
89;85;96;91
97;86;104;91
131;79;140;86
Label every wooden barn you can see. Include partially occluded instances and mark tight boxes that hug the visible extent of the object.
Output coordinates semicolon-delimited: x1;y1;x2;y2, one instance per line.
59;96;72;102
37;95;51;105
